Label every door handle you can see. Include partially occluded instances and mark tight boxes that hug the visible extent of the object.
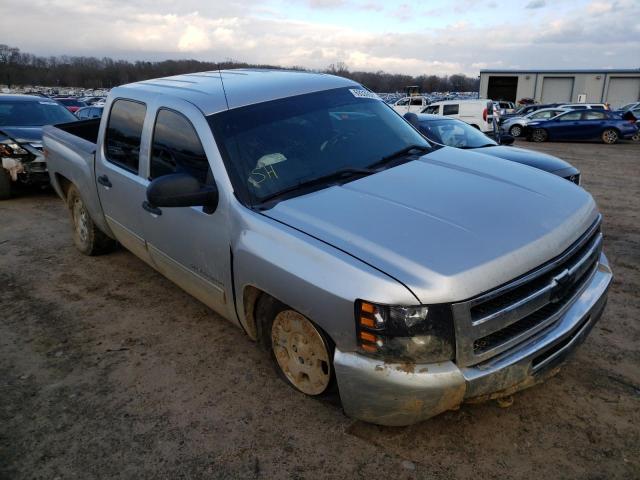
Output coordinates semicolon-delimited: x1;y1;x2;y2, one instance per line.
142;201;162;216
97;174;112;188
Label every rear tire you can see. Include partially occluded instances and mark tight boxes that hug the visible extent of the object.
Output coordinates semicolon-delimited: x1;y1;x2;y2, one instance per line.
509;125;523;137
601;128;618;144
66;184;116;255
256;294;336;396
531;128;548;142
0;168;11;200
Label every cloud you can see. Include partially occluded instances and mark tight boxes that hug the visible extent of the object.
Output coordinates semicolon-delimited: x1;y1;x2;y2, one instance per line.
0;0;638;77
525;0;546;8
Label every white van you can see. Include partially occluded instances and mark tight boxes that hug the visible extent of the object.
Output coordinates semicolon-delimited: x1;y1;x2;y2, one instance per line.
392;96;430;115
422;99;497;132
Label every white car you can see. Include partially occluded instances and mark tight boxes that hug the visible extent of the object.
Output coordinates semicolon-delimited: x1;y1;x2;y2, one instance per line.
501;107;569;137
422;99;498;132
391;96;429;115
558;103;609;111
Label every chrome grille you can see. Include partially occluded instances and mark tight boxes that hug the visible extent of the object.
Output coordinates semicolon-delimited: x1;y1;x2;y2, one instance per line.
452;217;602;367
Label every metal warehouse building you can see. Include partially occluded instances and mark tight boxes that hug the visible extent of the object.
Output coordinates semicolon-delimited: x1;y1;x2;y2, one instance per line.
479;69;640;108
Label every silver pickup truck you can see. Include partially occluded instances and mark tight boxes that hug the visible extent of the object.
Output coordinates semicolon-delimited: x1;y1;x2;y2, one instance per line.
43;70;612;426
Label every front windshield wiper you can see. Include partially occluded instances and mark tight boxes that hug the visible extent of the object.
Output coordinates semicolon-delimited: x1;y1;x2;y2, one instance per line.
367;144;431;170
255;167;374;208
460;143;496;149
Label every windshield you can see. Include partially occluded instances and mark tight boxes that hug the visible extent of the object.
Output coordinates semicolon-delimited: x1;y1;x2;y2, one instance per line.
0;99;78;126
418;118;496;149
208;87;431;205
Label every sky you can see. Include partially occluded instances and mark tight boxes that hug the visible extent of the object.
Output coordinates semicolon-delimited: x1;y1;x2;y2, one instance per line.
1;0;639;76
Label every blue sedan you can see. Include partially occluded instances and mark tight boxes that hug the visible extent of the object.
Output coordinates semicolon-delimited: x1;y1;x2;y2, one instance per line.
523;109;639;144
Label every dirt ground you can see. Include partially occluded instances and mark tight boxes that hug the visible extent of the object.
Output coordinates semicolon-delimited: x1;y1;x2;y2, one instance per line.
1;140;639;480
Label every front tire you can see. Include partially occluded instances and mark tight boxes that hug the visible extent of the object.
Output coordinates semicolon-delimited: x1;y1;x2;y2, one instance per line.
256;295;335;396
601;128;618;144
66;185;116;255
531;128;548;142
0;168;11;200
509;125;523;137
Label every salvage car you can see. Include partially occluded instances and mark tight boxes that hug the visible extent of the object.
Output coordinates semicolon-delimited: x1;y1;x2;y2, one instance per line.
44;70;612;426
500;107;569;137
525;109;639;144
403;113;581;184
0;94;78;199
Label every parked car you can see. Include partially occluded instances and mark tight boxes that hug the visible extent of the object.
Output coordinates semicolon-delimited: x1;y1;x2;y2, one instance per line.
56;98;88;113
75;106;104;120
499;103;561;124
501;107;569;137
0;94;78;198
391;95;430;115
524;109;639;144
494;100;516;116
616;101;640;113
404;113;581;184
422;99;497;132
44;70;612;426
80;96;107;106
557;103;608;111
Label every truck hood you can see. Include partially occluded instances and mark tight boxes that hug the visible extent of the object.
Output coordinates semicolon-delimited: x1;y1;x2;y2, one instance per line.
0;126;43;144
476;145;574;175
264;147;598;304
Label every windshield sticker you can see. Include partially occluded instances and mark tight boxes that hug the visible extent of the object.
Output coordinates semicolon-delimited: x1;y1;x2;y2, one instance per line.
39;101;59;105
349;89;381;101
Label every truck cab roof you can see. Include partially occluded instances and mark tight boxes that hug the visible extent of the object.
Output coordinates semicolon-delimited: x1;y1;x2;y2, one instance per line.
120;69;359;116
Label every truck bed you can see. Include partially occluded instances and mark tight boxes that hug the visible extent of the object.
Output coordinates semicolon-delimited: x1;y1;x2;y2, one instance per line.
43;118;108;235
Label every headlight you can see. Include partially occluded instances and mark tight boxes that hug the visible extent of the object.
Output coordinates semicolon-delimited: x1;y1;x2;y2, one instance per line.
355;300;455;363
0;142;29;157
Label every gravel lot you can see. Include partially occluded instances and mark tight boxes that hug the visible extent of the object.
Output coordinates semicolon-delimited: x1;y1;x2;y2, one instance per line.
1;140;639;479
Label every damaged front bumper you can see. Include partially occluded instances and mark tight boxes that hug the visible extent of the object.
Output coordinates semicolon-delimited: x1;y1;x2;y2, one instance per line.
334;253;613;426
2;153;49;185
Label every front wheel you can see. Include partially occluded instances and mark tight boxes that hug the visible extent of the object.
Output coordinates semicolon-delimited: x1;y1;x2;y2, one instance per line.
509;125;523;137
67;185;116;255
601;128;618;144
257;295;335;396
531;128;548;142
632;131;640;142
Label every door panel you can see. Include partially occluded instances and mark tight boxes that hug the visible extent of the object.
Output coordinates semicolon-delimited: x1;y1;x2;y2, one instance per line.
140;103;232;318
95;98;152;265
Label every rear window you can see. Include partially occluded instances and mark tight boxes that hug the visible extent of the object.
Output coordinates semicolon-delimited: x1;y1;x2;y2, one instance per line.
443;104;459;115
104;99;146;173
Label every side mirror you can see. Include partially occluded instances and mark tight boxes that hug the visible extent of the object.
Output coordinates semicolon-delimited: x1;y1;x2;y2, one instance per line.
499;134;515;145
147;173;219;211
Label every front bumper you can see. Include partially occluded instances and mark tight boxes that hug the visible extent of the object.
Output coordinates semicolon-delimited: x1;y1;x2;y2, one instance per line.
334;253;612;426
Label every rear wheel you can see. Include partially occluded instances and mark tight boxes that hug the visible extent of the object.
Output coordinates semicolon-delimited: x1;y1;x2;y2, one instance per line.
531;128;548;142
256;295;335;396
0;168;11;200
509;125;523;137
67;185;116;255
601;128;618;144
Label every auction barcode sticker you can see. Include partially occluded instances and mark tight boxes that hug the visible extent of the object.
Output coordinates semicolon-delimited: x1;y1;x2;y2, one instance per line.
349;89;381;100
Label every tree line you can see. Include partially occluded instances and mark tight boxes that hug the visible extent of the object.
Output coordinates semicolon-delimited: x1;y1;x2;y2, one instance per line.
0;44;479;93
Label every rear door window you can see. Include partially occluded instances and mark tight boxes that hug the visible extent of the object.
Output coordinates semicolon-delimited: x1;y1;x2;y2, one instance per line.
557;112;582;121
104;99;146;173
443;104;459;115
583;111;606;120
150;109;211;184
423;105;439;114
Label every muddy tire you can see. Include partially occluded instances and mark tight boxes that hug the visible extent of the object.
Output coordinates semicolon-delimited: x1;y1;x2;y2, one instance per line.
531;128;548;142
509;125;523;137
0;168;12;200
66;184;116;255
601;128;618;144
256;295;336;396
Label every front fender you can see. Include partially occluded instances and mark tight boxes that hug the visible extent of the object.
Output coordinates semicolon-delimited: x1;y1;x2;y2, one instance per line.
231;205;417;351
